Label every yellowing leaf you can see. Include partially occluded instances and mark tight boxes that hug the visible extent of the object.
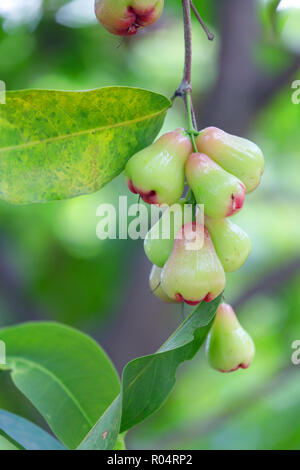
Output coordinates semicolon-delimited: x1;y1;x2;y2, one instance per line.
0;87;170;204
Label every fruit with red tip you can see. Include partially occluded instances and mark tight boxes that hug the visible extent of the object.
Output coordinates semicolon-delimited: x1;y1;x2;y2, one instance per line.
206;303;255;373
161;222;225;305
95;0;164;36
196;127;264;193
149;265;175;303
144;201;193;268
205;217;252;273
125;129;193;206
185;153;246;218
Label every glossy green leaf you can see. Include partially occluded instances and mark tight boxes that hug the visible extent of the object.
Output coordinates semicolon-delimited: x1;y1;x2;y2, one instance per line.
0;410;65;450
0;323;120;449
0;87;170;204
79;396;122;450
78;296;222;450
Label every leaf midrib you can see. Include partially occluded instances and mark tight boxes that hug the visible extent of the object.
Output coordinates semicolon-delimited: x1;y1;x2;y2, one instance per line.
123;312;206;394
121;315;213;429
0;108;168;154
8;356;94;429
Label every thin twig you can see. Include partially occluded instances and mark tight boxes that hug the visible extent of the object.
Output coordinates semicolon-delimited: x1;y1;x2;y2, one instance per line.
173;0;198;134
182;0;193;91
173;0;193;100
190;1;214;41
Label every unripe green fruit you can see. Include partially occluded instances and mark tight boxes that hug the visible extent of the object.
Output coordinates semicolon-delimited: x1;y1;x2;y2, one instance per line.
162;222;225;305
185;153;246;218
205;217;252;273
149;265;175;303
144;201;193;268
196;127;264;193
95;0;164;36
206;303;255;373
125;129;193;206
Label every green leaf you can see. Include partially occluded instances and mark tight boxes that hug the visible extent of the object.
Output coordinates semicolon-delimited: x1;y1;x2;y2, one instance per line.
0;410;65;450
79;396;122;450
0;322;120;449
0;429;24;450
0;87;170;204
78;296;222;450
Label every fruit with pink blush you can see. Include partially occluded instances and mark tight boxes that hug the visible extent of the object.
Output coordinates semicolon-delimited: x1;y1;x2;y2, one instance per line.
144;201;193;268
206;303;255;373
95;0;164;36
161;222;225;305
185;153;246;219
205;217;252;273
149;265;176;303
196;127;264;193
125;129;193;206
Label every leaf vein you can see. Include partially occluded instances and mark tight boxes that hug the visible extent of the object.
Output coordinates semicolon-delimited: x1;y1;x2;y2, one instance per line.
0;108;168;154
8;356;94;428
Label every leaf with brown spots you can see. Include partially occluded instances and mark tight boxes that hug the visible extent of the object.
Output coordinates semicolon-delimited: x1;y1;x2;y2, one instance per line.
0;87;170;204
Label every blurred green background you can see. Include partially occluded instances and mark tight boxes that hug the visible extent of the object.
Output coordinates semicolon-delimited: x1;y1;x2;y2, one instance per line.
0;0;300;450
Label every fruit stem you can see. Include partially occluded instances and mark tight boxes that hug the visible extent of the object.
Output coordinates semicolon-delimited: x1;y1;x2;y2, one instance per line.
190;1;214;41
186;92;198;152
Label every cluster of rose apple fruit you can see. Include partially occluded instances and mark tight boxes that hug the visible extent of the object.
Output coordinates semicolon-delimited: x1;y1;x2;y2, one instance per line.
125;128;264;372
95;0;265;373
